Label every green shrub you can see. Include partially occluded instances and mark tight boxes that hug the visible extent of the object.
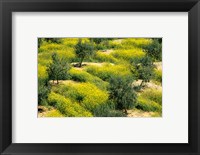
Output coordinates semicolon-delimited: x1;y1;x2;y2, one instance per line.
38;78;51;106
48;92;92;117
143;39;162;61
90;38;114;50
93;103;126;117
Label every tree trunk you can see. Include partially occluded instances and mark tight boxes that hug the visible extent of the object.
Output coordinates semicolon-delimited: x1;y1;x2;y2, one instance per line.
79;57;84;67
124;108;128;114
140;80;144;88
56;78;59;84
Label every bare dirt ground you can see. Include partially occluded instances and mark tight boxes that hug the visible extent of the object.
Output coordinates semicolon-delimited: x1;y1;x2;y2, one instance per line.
49;80;77;85
154;62;162;70
127;109;155;117
71;62;105;69
132;80;162;91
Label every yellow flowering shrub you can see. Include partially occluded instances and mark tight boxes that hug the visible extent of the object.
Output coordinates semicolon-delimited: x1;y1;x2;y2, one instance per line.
54;82;109;112
136;97;161;112
153;68;162;84
39;43;64;53
44;109;64;117
140;89;162;105
86;63;132;81
121;38;152;48
136;89;162;112
69;68;108;90
94;51;118;63
111;49;145;61
48;92;92;117
56;49;76;61
38;64;48;80
61;38;79;47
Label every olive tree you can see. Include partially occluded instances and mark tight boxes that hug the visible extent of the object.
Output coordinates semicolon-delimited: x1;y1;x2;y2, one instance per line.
109;76;137;114
75;39;94;67
143;39;162;61
131;56;155;88
47;53;71;84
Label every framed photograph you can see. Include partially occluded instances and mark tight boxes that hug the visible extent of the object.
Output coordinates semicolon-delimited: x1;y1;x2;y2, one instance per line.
0;0;200;154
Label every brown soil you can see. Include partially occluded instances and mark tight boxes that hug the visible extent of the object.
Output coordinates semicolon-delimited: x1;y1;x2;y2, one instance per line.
154;62;162;70
127;109;155;117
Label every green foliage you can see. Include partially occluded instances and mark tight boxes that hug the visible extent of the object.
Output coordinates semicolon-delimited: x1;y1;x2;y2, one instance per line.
38;78;51;106
143;39;162;61
47;53;71;84
90;38;114;49
48;92;92;117
38;38;43;48
75;39;95;67
93;102;126;117
109;76;137;112
131;56;155;87
86;64;132;81
44;38;62;44
90;38;113;44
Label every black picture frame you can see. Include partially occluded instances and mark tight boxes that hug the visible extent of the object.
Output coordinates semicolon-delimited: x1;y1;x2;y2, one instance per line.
0;0;200;154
